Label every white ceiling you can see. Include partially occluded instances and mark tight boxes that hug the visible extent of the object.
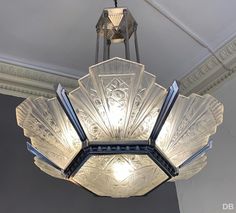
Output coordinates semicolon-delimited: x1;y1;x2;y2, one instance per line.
0;0;236;88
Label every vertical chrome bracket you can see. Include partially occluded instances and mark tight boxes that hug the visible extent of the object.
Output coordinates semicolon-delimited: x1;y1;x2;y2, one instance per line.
149;81;179;145
179;140;213;169
56;84;88;143
26;142;62;171
134;25;140;63
124;9;130;60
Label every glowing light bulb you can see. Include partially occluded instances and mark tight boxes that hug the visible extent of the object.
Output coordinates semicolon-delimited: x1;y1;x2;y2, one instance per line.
112;160;133;182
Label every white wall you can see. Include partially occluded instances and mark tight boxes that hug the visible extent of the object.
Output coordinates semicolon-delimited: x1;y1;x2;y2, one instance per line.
176;77;236;213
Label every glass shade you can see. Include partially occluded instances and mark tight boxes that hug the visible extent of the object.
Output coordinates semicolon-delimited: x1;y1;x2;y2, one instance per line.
155;93;223;167
170;154;208;181
69;58;167;141
34;157;65;180
16;97;82;169
16;57;224;197
72;154;169;198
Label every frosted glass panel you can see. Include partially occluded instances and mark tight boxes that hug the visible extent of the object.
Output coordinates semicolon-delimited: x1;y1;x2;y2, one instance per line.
16;97;82;169
34;157;65;180
72;154;169;197
170;155;207;181
89;57;144;138
156;94;223;167
130;83;166;139
69;58;167;141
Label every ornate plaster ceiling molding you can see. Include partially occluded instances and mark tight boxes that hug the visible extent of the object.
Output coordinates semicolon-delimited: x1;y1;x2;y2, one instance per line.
0;61;78;98
179;36;236;96
1;36;236;99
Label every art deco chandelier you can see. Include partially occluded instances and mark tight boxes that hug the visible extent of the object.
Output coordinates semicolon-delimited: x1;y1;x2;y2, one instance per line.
16;3;223;198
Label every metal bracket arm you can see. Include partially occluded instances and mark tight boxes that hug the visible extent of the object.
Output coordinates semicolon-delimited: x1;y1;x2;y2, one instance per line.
26;142;62;171
179;140;213;169
149;81;179;144
56;84;88;143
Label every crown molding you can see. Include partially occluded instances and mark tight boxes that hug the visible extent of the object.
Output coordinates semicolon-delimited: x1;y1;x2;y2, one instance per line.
0;61;78;99
179;37;236;95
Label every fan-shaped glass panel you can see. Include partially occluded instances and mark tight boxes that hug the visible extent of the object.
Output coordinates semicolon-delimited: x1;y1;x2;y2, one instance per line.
16;97;82;169
72;154;169;197
155;94;223;167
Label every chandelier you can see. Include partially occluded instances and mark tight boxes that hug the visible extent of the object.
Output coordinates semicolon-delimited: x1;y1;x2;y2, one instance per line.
16;4;224;198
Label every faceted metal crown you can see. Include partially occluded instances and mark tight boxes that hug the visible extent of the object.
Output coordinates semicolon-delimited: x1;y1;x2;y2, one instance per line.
96;8;137;43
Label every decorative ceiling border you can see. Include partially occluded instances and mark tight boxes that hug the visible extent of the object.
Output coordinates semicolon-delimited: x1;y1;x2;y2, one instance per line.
0;61;78;99
179;36;236;95
1;36;236;99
